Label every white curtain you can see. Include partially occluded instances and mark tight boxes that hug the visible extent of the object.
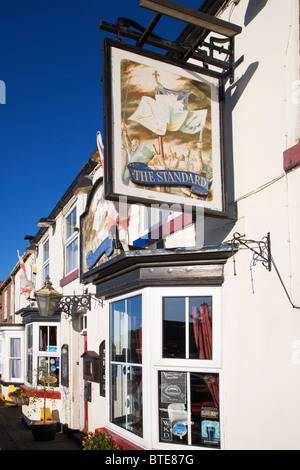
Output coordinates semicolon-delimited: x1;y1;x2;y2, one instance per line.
10;338;21;379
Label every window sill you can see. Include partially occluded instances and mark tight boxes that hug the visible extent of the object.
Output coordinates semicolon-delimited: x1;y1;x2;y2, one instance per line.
60;269;79;287
99;427;144;450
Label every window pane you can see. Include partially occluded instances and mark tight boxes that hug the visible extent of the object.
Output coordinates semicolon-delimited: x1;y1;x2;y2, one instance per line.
43;240;49;262
158;371;220;448
127;296;142;364
39;326;47;351
27;325;33;384
49;326;57;351
127;366;143;436
11;359;21;379
111;364;126;428
190;373;220;448
163;297;185;358
159;371;188;445
10;338;21;357
66;208;77;239
43;263;49;283
37;356;60;387
110;364;143;437
66;237;78;273
189;297;212;360
111;300;126;362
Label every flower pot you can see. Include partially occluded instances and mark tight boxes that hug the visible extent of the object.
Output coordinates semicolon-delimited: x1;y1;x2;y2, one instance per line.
30;421;57;441
11;396;29;406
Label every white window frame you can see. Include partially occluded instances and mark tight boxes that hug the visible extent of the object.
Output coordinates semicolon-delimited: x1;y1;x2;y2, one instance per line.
106;286;222;451
25;322;60;389
64;205;78;276
9;337;22;381
2;330;24;383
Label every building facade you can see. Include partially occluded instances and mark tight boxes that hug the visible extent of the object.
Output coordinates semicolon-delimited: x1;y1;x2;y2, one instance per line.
0;0;299;451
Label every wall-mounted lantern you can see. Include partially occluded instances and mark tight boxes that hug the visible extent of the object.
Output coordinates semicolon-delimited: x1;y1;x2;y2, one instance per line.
35;276;91;316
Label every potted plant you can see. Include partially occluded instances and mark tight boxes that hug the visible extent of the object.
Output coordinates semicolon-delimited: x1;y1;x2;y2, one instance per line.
10;387;30;406
82;429;124;450
29;367;58;442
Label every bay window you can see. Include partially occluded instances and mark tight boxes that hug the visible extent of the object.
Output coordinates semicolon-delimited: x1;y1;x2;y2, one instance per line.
108;287;221;450
26;322;60;388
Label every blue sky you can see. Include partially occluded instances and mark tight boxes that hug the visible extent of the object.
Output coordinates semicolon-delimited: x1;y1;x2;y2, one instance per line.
0;0;204;280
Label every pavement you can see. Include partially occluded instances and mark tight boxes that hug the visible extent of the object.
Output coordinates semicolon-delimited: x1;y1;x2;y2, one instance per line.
0;401;84;451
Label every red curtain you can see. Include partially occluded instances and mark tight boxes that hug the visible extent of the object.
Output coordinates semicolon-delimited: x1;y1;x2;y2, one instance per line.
132;320;142;394
204;375;219;407
192;303;212;360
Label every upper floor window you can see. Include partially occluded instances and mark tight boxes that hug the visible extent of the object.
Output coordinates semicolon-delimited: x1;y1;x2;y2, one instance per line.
43;239;49;282
4;290;7;321
65;206;78;275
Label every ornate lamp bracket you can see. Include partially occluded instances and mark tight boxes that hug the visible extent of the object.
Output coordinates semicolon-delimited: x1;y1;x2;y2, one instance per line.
58;294;91;315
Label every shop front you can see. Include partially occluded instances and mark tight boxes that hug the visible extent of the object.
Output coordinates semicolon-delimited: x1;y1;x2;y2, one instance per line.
82;245;233;450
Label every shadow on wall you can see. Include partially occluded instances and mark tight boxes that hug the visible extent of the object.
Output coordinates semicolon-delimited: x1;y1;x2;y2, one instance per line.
244;0;268;26
228;61;259;112
203;59;259;246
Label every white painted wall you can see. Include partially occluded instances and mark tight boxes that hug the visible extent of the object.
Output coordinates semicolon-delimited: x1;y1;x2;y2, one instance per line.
214;0;300;450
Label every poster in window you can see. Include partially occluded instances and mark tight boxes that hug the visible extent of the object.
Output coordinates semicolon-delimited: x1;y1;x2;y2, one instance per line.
102;39;227;215
160;371;186;404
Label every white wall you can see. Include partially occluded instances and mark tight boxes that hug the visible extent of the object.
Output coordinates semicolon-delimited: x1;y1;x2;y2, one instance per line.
214;0;300;449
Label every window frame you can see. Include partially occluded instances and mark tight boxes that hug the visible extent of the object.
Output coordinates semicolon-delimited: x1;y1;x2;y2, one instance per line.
152;287;221;369
25;322;60;389
9;337;22;381
64;205;79;276
106;286;222;450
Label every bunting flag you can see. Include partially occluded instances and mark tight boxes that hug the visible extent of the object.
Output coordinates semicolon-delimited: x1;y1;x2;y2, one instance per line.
17;251;34;295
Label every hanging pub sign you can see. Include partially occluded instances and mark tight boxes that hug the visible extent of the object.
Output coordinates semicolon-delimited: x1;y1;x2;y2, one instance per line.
102;39;227;216
80;178;121;274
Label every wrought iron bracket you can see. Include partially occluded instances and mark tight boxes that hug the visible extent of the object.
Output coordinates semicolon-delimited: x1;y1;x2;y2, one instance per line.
100;12;244;80
58;294;91;315
228;232;271;272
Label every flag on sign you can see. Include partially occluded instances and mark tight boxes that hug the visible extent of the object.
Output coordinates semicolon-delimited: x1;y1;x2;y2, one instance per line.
17;251;34;295
96;131;105;169
96;131;132;251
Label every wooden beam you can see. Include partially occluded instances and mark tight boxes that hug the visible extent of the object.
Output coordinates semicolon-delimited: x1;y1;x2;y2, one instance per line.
140;0;242;37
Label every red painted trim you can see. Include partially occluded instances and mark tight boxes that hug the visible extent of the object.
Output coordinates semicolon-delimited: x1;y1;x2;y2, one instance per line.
99;427;144;450
60;268;79;287
283;141;300;172
21;385;61;400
